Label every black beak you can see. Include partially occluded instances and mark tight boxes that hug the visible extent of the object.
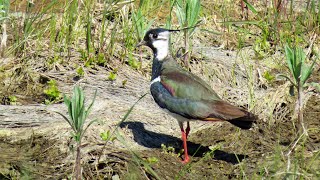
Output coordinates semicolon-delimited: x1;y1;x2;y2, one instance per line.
136;40;147;47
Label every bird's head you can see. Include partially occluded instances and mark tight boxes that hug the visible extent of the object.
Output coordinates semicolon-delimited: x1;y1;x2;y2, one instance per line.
137;28;176;61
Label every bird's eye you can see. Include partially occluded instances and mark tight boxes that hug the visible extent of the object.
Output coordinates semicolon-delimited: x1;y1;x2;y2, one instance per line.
152;33;158;39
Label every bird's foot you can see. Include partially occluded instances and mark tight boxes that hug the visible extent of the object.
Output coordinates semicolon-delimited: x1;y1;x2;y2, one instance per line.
181;156;190;164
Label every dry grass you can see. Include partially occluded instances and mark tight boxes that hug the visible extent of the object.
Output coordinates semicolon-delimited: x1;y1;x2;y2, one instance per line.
0;0;319;179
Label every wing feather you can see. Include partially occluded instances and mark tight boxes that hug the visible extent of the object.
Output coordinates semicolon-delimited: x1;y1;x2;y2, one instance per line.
161;67;220;101
150;57;255;129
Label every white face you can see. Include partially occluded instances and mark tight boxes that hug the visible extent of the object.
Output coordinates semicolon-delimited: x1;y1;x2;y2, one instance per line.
150;31;170;61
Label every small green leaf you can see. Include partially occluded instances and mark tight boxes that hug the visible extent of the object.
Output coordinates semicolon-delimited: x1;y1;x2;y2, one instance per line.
243;0;258;14
300;59;315;85
44;80;61;103
8;95;17;105
110;136;117;142
147;157;159;164
97;53;106;65
128;56;141;69
76;67;85;77
284;45;294;76
263;71;275;82
100;130;111;141
108;71;117;81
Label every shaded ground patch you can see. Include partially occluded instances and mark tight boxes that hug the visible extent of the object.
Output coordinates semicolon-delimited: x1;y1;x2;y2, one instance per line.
1;101;320;179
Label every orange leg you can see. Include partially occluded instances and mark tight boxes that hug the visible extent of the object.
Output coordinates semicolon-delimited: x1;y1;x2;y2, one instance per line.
179;122;190;164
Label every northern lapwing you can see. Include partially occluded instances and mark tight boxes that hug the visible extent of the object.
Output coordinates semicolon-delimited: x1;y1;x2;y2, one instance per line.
137;28;255;164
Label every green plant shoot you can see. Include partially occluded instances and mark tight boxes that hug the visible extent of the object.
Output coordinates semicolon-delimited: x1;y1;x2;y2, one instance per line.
56;86;97;180
58;86;97;142
132;8;154;42
278;45;317;135
174;0;201;68
284;45;315;87
44;79;62;103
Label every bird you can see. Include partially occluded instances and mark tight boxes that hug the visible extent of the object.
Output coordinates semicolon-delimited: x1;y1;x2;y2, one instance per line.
137;28;255;164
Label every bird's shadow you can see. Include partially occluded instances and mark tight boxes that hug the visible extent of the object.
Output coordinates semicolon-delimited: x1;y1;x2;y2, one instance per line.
119;121;248;164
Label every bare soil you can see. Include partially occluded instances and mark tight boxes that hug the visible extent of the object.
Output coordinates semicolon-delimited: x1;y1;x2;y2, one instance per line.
1;47;320;179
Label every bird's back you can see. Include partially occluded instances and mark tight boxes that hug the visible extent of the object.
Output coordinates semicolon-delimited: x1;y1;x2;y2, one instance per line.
150;56;255;129
159;56;221;101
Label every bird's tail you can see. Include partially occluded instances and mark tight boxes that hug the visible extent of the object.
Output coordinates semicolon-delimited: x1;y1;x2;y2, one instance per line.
227;112;256;129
